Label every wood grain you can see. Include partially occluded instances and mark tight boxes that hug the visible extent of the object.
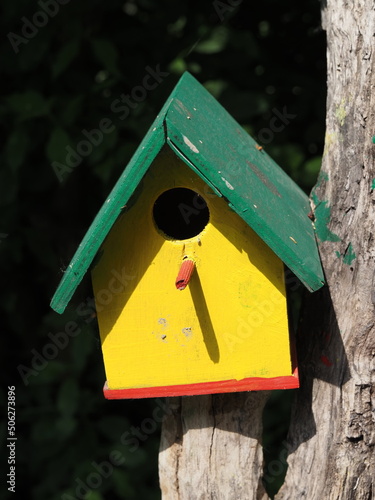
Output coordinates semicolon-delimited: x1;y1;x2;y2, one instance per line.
277;2;375;498
159;393;269;500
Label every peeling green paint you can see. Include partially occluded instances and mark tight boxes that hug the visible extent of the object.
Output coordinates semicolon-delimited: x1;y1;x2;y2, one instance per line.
335;98;347;126
314;170;329;190
317;170;329;185
311;192;341;242
343;243;356;265
336;244;356;264
371;178;375;190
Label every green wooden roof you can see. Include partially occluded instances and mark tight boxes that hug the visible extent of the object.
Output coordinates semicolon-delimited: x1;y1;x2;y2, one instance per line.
51;72;324;314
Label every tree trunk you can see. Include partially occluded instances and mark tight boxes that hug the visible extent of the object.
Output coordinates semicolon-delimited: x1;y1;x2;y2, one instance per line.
159;1;375;498
159;393;268;499
277;1;375;498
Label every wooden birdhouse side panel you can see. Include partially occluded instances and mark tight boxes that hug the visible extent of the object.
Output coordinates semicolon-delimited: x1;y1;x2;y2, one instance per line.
91;147;295;397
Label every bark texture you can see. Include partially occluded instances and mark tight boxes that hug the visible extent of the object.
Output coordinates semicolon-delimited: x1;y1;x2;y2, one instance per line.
159;1;375;498
277;1;375;498
159;394;268;499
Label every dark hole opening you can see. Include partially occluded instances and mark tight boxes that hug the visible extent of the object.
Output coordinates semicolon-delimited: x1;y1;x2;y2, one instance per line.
153;188;209;240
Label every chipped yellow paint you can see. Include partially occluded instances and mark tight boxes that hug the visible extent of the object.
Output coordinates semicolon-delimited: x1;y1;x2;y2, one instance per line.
91;147;292;390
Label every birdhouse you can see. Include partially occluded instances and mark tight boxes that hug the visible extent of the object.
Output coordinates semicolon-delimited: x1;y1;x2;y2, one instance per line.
50;72;324;399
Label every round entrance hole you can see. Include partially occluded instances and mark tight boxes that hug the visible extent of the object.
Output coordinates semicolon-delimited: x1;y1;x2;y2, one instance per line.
153;188;210;240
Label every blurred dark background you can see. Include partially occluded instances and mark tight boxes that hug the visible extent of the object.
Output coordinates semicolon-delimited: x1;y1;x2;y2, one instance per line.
0;1;326;498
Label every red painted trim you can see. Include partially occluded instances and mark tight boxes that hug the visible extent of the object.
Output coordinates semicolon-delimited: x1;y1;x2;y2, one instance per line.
103;369;299;399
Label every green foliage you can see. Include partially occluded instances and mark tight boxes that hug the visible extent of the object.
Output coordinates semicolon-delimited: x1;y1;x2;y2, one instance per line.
1;0;325;499
91;39;120;76
46;128;72;165
6;90;51;120
51;39;81;79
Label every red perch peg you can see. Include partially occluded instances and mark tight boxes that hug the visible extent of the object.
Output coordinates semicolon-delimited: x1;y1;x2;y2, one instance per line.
175;258;195;290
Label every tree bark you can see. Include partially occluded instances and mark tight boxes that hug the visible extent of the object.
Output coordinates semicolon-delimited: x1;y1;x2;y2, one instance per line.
159;1;375;498
277;1;375;498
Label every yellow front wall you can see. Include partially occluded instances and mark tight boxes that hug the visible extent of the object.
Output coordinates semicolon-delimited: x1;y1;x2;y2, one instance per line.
91;147;292;390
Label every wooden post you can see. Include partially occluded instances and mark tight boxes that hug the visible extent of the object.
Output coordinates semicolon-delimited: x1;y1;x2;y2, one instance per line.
159;393;269;499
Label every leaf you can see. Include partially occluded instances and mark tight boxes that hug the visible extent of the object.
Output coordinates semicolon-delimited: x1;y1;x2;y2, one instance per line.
46;127;71;165
167;16;187;36
304;156;322;177
6;90;50;120
203;79;228;98
52;40;80;79
168;57;187;75
91;39;119;75
195;26;229;54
